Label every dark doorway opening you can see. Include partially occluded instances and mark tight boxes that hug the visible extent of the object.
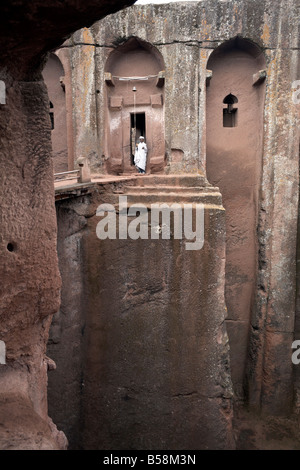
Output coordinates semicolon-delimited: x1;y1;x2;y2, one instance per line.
49;101;54;130
223;108;237;127
131;112;146;165
223;94;238;128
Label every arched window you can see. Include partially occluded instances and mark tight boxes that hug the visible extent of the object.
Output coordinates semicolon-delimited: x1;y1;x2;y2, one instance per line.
49;101;54;130
223;93;238;127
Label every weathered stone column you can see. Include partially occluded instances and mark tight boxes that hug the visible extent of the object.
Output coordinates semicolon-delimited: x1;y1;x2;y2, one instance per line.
0;75;65;449
0;0;137;450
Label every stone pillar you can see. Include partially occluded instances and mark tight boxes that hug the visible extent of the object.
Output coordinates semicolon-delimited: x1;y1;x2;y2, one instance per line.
77;156;91;183
0;77;66;449
0;0;138;452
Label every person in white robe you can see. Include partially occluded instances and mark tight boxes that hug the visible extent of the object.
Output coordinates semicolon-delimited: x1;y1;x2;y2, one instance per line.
134;136;147;174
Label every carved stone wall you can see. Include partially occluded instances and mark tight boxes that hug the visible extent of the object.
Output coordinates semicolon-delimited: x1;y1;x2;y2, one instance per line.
47;0;300;450
0;0;136;450
55;0;300;414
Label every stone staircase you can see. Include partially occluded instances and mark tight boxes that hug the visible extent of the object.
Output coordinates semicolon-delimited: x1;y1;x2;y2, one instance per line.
122;174;223;206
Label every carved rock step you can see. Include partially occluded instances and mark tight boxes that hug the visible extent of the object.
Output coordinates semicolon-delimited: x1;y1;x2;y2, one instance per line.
125;185;216;194
120;190;223;205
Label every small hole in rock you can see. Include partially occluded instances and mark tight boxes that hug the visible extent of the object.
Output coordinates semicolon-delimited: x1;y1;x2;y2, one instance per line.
7;243;14;252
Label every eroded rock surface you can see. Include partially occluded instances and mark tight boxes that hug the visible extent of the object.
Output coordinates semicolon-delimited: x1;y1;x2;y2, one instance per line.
0;0;136;450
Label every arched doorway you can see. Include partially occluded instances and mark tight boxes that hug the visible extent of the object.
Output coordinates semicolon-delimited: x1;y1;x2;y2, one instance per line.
206;37;266;397
104;37;165;174
43;52;68;173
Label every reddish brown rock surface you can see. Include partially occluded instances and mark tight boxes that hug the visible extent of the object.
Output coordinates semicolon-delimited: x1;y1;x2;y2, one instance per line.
50;175;235;450
46;0;300;450
1;0;300;452
0;0;136;450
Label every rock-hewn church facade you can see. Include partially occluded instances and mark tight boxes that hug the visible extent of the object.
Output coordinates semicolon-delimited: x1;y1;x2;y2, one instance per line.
0;0;299;450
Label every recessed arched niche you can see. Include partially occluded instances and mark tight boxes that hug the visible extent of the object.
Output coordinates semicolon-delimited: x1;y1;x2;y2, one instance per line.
104;37;165;174
206;37;266;396
42;53;68;173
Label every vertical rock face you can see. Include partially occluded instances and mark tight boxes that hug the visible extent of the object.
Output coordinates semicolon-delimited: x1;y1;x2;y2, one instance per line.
206;38;266;397
0;0;136;450
1;0;299;452
51;176;235;450
46;0;300;450
47;198;89;449
0;76;64;449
